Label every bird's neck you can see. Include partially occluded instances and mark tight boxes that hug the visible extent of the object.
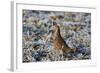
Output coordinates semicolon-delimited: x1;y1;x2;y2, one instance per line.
54;27;61;37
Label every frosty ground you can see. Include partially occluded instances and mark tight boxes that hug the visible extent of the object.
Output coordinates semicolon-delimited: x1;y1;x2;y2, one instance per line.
22;10;91;62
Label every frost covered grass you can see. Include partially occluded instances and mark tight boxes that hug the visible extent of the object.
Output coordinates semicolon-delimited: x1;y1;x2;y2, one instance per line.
22;10;91;62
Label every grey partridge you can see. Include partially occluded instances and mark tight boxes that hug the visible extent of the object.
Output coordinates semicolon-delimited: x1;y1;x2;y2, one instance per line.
51;22;76;54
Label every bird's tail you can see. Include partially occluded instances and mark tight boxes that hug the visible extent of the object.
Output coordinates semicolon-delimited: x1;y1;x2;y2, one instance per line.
63;47;76;54
63;48;76;59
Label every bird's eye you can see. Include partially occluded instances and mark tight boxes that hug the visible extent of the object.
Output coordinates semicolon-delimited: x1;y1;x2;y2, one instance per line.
53;22;57;26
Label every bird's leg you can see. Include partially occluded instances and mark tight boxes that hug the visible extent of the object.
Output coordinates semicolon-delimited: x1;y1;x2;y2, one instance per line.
54;49;60;60
59;50;64;60
54;49;64;61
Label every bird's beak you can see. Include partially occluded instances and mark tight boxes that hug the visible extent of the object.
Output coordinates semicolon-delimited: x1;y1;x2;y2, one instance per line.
53;22;57;26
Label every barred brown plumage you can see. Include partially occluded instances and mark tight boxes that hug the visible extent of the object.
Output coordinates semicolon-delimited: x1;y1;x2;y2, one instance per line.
52;22;76;54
